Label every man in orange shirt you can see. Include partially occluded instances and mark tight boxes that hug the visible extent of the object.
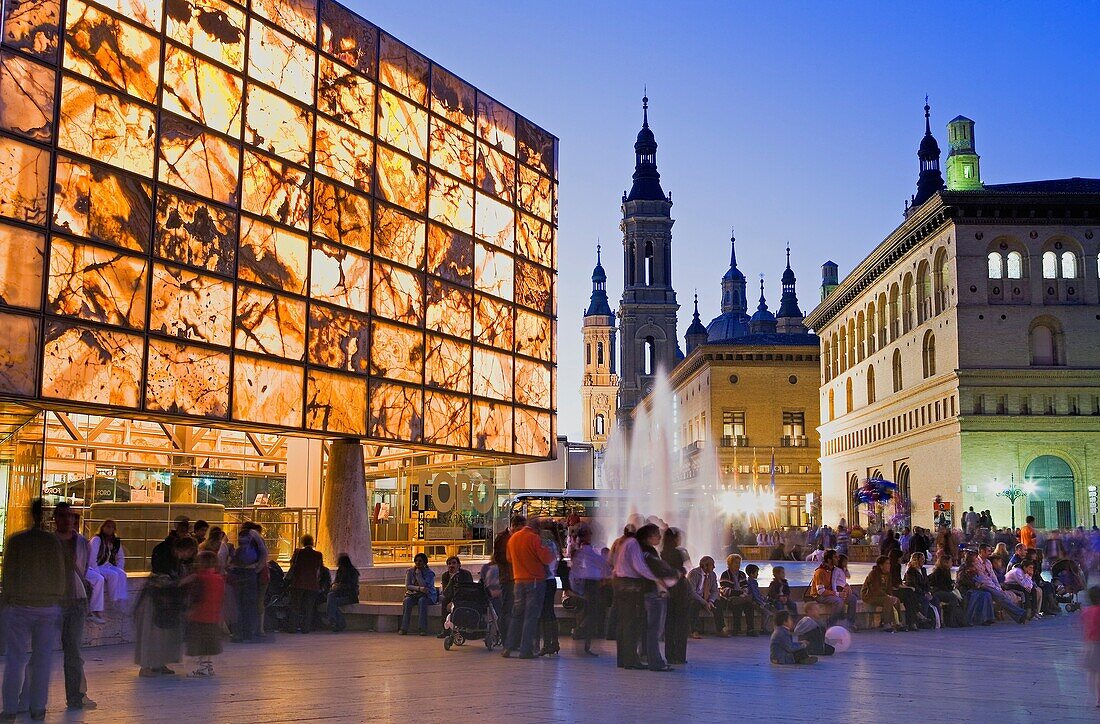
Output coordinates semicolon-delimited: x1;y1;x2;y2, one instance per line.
502;516;554;659
1020;516;1038;549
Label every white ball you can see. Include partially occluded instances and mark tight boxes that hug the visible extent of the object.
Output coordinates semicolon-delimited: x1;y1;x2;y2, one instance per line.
825;625;852;653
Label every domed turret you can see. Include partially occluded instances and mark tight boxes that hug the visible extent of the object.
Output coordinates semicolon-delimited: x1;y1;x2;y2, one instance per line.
585;244;613;317
626;94;666;202
706;229;751;341
685;293;709;354
910;99;945;212
749;278;777;334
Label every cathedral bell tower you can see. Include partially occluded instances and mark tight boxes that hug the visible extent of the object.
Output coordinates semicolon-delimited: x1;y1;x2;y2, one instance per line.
582;245;618;450
617;94;680;424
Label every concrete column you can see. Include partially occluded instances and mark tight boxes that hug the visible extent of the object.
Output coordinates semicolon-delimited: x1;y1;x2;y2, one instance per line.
317;438;373;570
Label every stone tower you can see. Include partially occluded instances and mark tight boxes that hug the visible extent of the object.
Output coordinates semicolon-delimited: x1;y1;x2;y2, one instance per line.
617;95;680;423
946;115;983;190
776;245;807;334
582;245;618;450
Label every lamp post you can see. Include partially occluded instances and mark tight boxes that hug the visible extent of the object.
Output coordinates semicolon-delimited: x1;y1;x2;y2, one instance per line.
994;474;1027;530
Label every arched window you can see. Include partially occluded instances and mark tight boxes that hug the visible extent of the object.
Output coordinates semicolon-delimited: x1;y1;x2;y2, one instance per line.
934;249;949;314
856;311;866;362
1061;251;1078;279
902;274;914;332
845;378;853;413
916;263;932;323
877;292;887;347
627;242;636;286
594;414;605;436
823;341;832;383
597;341;604;366
888;284;900;340
643;240;654;285
838;326;848;372
1042;251;1058;279
847;319;856;368
828;389;835;421
1007;251;1023;279
643;336;655;375
866;364;876;405
586;344;591;365
866;302;877;354
830;334;839;378
892;349;903;392
1029;318;1064;366
987;252;1004;279
922;331;936;378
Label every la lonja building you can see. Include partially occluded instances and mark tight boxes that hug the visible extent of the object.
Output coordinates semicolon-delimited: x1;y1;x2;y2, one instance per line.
0;0;557;566
807;104;1100;530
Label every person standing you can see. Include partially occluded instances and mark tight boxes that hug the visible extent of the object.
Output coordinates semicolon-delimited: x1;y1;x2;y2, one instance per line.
501;516;554;659
52;503;96;712
491;522;514;644
1;499;65;720
537;522;562;657
229;526;265;642
137;534;196;676
286;535;324;633
637;524;679;672
1020;515;1038;550
569;525;610;656
660;527;691;663
182;551;225;677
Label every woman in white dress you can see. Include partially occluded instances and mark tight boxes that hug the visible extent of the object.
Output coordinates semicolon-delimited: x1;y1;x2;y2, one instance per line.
88;519;128;623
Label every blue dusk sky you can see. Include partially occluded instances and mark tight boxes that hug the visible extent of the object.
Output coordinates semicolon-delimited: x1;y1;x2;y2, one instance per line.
352;1;1100;440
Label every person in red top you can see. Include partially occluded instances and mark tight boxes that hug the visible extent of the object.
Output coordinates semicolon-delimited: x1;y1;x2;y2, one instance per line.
1020;516;1038;550
502;516;555;659
183;551;226;677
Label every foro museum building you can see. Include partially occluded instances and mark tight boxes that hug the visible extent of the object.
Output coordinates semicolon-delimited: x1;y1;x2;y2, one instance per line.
807;112;1100;531
0;0;557;566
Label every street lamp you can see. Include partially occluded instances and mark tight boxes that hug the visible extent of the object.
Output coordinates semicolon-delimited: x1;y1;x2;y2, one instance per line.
994;474;1027;529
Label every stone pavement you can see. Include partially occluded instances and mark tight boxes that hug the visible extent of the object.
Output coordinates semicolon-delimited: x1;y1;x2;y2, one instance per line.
15;612;1097;722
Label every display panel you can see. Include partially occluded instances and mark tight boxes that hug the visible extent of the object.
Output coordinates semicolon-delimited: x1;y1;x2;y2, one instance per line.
0;0;557;459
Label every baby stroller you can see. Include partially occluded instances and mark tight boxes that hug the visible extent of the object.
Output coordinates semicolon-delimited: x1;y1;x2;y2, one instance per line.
1050;559;1087;612
443;581;500;651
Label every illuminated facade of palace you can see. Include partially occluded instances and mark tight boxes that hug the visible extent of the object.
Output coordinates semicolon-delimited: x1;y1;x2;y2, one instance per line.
0;0;557;564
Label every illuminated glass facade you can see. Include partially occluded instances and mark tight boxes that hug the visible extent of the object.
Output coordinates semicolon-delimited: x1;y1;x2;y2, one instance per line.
0;0;558;459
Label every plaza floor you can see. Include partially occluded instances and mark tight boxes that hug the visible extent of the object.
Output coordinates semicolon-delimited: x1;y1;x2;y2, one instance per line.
21;612;1097;723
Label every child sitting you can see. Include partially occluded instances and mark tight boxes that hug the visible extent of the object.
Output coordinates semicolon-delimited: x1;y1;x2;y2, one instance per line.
184;551;226;677
769;611;816;665
767;566;798;616
744;564;772;635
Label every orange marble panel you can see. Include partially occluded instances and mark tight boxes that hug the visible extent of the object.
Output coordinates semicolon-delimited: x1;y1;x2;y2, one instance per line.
234;285;306;360
427;223;472;286
307;303;369;373
158;115;240;205
52;156;151;252
237;216;308;294
515;309;551;362
514;357;550;409
144;338;229;418
429;118;474;183
317;56;374;133
252;0;316;44
244;83;312;166
517;212;553;269
515;259;552;315
428;172;473;235
0;137;48;225
312;179;371;252
426;280;471;339
0;51;54;141
2;0;61;63
376;145;426;215
474;242;513;301
247;21;314;105
368;380;422;442
424;390;469;448
377;87;427;159
319;0;376;77
162;44;243;136
148;263;232;346
371;261;422;325
476;93;515;156
474;192;514;252
41;320;143;407
154;188;235;275
518;164;552;222
430;64;474;132
47;237;148;329
425;334;470;394
165;0;246;71
231;354;303;428
473;399;511;453
0;312;38;396
63;0;160;103
514;408;551;457
305;369;366;435
241;150;312;230
58;75;156;177
474;294;513;350
92;0;160;28
475;142;515;204
310;240;370;312
370;319;422;384
517;115;555;178
472;347;512;401
0;223;44;310
374;203;424;268
378;32;427;105
314;116;372;193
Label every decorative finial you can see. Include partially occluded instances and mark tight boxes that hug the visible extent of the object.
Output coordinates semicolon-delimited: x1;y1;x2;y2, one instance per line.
642;88;649;127
786;243;791;268
730;228;737;267
924;95;931;134
596;241;601;264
